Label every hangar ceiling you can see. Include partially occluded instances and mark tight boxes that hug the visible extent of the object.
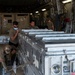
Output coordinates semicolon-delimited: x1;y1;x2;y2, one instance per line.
0;0;50;13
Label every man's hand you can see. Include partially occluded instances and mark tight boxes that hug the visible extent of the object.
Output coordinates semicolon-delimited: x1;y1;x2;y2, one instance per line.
0;58;3;62
16;30;19;33
11;50;16;54
16;29;20;33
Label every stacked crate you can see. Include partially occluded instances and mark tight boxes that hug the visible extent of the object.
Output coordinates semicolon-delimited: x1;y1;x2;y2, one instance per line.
18;29;75;75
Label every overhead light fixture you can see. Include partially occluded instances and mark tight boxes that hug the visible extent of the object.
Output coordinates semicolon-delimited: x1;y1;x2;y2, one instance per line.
30;13;32;15
42;9;46;11
62;0;72;4
35;11;39;13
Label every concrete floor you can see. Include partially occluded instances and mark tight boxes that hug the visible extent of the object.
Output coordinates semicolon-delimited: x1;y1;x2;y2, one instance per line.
10;68;24;75
0;44;24;75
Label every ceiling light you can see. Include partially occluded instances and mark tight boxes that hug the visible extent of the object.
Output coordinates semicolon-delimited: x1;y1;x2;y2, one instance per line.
35;11;39;13
62;0;72;4
30;13;32;15
42;9;46;11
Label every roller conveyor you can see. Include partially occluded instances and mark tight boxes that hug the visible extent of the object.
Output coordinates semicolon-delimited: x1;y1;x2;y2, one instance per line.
41;36;75;47
22;29;53;32
47;46;75;52
35;33;75;38
28;31;64;35
19;30;75;48
42;36;75;40
44;43;75;47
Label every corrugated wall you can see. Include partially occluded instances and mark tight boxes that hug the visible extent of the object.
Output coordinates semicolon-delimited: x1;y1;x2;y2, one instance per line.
0;13;29;34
